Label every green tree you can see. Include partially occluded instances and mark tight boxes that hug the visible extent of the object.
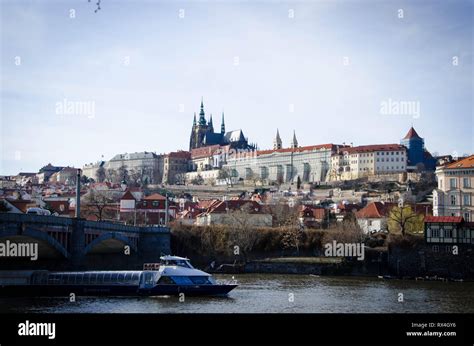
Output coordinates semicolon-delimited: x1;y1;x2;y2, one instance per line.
387;205;424;236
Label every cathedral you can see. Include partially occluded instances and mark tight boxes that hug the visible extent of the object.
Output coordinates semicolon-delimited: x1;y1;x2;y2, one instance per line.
189;99;256;151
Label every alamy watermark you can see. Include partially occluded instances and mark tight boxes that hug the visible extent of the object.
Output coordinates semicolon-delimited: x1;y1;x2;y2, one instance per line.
55;98;95;119
380;98;420;119
324;241;365;261
0;240;38;261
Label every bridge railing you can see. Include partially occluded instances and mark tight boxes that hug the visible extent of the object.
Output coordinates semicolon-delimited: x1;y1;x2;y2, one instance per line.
0;213;169;234
0;213;73;226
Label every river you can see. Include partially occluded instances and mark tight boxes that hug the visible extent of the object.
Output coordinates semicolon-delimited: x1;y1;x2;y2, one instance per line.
1;274;472;313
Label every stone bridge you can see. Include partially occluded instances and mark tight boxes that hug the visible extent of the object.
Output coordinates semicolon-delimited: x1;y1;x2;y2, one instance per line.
0;213;170;270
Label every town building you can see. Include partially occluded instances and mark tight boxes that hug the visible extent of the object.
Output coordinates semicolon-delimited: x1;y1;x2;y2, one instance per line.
433;155;474;222
400;127;436;171
223;140;340;185
105;151;163;185
329;144;407;181
424;216;474;247
36;164;64;184
162;151;191;184
49;167;78;185
82;161;106;181
355;201;432;234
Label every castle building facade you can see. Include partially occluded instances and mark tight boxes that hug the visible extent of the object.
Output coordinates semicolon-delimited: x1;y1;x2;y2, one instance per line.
400;127;436;171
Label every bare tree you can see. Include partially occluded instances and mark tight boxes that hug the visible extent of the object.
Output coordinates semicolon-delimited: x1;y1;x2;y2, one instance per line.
175;172;187;185
128;169;142;187
190;174;204;185
117;165;129;184
265;198;300;227
218;167;233;187
95;166;106;183
105;168;117;183
222;203;260;263
83;190;114;221
281;226;304;254
247;171;262;187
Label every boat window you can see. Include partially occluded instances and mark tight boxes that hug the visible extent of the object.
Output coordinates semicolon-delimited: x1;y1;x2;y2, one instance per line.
132;273;139;281
90;273;97;285
157;276;174;285
32;272;48;285
66;274;74;285
124;273;131;282
190;276;211;285
97;273;104;284
76;273;83;284
111;273;118;282
48;274;59;285
144;272;154;285
171;276;193;285
164;259;191;268
83;273;90;284
118;273;125;281
59;274;67;285
104;273;112;283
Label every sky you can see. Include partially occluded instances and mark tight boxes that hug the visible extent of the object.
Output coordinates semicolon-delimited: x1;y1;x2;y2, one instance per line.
1;0;473;175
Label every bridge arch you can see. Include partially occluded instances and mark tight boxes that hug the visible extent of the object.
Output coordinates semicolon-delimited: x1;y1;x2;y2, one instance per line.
0;226;69;258
84;232;138;254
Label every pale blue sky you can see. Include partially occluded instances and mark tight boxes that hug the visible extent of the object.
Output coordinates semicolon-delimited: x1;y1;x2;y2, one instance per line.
1;0;473;175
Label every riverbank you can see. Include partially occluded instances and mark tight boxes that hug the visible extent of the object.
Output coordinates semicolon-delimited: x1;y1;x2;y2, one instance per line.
207;256;473;281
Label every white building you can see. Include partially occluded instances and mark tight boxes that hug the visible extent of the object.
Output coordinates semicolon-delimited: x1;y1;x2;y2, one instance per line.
223;142;338;184
433;155;474;222
328;144;407;181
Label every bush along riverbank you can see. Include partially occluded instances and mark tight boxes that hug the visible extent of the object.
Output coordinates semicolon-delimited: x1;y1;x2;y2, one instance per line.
170;222;474;280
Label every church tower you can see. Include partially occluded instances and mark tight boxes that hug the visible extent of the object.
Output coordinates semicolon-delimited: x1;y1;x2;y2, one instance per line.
273;129;282;150
290;130;298;148
221;112;225;134
189;98;210;150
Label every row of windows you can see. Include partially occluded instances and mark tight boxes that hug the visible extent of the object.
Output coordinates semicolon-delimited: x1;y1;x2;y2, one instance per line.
32;272;141;285
446;170;474;176
142;201;161;207
449;194;472;206
439;178;472;189
351;151;404;158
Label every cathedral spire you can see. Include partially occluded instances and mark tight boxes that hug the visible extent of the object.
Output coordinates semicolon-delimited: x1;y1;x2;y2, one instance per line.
193;112;196;126
273;129;282;150
198;98;206;126
290;130;298;148
209;114;214;132
221;112;225;134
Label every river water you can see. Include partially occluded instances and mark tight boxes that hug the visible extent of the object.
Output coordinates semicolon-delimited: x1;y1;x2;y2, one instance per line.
1;274;473;313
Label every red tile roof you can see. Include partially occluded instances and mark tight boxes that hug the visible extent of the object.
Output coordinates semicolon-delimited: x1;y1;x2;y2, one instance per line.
424;216;463;223
344;144;405;154
207;200;263;214
143;193;166;201
356;202;397;218
444;155;474;169
167;151;191;159
300;205;326;220
403;127;421;140
191;145;221;159
121;190;136;200
257;144;336;156
197;199;220;210
356;202;432;219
